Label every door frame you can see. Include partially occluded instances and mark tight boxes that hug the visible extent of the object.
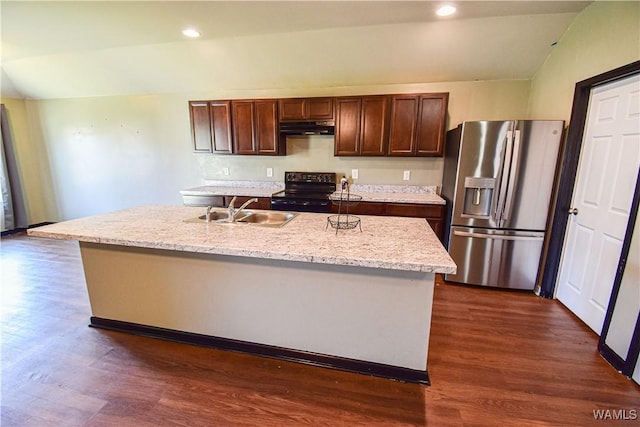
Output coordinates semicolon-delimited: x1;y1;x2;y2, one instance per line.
598;168;640;377
537;60;640;298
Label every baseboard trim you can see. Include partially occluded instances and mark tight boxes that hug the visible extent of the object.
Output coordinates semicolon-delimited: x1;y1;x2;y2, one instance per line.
2;222;55;236
89;316;430;385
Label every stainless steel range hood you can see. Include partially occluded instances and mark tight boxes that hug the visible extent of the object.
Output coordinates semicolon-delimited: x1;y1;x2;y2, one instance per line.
279;121;335;137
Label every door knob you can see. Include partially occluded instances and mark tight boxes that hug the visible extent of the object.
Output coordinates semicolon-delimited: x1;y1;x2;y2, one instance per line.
568;207;579;215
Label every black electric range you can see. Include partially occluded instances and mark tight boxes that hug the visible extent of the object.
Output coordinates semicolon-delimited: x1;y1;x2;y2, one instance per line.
270;172;337;213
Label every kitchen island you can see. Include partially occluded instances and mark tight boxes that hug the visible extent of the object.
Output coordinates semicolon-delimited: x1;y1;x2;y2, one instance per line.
28;205;455;384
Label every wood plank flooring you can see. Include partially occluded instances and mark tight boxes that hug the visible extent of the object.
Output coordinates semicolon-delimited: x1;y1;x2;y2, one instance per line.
1;233;639;426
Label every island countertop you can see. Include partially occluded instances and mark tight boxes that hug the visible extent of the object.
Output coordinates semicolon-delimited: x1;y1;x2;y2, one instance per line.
28;205;456;274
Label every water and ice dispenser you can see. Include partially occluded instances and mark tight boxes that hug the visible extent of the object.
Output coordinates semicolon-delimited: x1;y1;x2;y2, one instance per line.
462;177;496;218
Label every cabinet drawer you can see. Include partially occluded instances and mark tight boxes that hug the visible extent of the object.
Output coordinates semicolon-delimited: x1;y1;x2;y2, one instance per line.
385;203;443;218
331;201;385;215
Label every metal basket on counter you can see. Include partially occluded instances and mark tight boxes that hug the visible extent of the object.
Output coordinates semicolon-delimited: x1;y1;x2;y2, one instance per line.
326;190;362;234
329;193;362;207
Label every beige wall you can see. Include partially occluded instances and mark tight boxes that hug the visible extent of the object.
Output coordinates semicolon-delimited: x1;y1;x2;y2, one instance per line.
528;1;640;121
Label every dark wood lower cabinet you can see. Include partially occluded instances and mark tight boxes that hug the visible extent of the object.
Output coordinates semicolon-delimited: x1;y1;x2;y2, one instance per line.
331;201;444;242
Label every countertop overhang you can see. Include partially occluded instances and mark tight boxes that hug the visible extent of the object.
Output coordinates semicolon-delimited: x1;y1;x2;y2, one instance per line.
28;205;456;274
180;185;281;198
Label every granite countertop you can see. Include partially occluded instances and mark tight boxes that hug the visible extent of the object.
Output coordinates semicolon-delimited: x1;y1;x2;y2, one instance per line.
28;205;456;274
180;181;284;198
345;192;445;205
181;181;446;205
335;184;446;205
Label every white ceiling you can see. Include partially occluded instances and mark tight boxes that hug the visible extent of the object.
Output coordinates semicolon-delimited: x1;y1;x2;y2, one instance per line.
1;1;592;99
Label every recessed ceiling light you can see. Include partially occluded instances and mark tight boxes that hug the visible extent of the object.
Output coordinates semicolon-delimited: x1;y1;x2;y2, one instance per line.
436;5;457;17
182;28;201;38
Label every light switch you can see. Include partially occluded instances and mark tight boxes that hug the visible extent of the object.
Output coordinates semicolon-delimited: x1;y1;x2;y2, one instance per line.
403;170;411;181
223;167;229;176
267;167;273;177
351;169;359;179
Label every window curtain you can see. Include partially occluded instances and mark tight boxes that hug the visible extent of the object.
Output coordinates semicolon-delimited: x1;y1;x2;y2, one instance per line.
1;104;28;232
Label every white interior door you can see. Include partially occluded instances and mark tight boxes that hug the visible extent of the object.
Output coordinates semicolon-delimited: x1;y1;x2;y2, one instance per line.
556;73;640;334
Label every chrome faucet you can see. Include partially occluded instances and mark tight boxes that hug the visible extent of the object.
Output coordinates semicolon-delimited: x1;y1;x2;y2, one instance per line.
205;205;214;222
227;196;258;221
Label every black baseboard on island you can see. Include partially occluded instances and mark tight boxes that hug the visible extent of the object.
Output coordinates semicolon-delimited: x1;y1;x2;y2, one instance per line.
89;317;430;385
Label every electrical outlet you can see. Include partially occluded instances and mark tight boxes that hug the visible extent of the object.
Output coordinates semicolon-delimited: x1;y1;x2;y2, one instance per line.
351;169;359;179
223;167;229;176
403;170;411;181
266;167;273;177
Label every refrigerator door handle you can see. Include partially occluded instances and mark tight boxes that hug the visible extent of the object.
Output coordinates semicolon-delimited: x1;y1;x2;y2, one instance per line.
494;130;514;224
501;129;521;222
453;230;544;241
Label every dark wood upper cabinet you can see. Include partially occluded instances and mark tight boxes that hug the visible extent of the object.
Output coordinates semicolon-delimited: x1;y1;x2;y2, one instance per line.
415;93;449;156
360;96;389;156
279;98;334;121
210;101;233;153
190;92;446;157
254;100;279;154
189;101;213;153
388;95;420;155
334;96;388;156
388;93;448;157
189;101;233;154
231;99;282;155
334;98;361;156
231;101;256;154
307;98;334;120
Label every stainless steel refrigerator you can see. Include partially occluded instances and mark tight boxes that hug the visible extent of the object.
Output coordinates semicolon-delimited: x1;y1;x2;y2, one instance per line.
441;120;564;290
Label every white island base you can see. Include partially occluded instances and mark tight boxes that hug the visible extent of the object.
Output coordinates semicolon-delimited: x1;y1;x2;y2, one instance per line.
80;242;435;384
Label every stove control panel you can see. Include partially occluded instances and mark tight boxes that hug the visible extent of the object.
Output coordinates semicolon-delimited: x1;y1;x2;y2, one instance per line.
285;172;336;184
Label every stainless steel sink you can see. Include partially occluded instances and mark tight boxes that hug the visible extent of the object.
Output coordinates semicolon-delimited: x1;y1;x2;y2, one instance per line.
184;210;298;227
236;211;298;227
183;211;232;223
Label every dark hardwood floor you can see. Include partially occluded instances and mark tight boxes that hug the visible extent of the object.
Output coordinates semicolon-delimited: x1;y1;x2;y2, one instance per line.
1;234;638;426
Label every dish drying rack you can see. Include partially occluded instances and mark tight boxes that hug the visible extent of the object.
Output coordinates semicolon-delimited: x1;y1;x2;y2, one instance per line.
326;178;362;234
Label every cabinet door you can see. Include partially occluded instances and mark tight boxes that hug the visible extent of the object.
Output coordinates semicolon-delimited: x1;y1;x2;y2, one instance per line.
210;101;233;153
232;101;256;154
254;100;279;155
189;101;213;152
334;98;361;156
360;96;388;156
279;98;334;121
387;95;419;156
415;93;448;156
307;98;334;120
279;99;305;121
